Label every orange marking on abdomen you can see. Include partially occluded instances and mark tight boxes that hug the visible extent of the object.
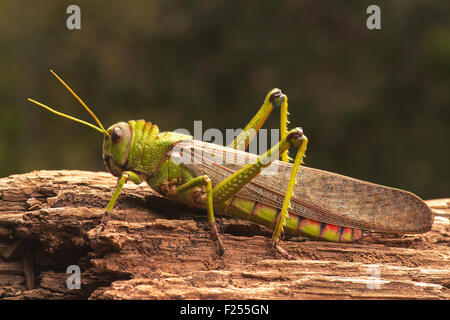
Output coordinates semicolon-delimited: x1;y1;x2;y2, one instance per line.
295;216;362;242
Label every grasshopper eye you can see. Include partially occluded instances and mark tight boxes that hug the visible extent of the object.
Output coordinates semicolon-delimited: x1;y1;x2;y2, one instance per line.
111;127;123;143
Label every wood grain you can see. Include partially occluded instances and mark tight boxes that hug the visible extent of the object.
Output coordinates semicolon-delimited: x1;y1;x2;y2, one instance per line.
0;170;448;299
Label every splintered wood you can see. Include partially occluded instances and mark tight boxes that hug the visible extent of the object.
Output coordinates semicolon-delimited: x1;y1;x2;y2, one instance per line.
0;170;448;299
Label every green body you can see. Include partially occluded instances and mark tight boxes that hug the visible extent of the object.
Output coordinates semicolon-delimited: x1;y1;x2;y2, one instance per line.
29;76;433;258
102;119;363;242
103;117;432;243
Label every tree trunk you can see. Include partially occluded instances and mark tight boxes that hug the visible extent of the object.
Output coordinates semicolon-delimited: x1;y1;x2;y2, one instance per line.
0;170;448;299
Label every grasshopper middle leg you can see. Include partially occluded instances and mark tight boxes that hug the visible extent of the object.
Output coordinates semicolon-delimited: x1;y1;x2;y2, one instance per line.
175;175;225;255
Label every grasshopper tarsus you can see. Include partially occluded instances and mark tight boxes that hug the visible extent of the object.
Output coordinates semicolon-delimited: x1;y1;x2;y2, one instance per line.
95;224;105;239
216;242;225;256
210;222;225;255
273;241;297;260
94;210;110;239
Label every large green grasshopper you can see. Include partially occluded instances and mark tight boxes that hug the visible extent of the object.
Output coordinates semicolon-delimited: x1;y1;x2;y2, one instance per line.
28;70;433;259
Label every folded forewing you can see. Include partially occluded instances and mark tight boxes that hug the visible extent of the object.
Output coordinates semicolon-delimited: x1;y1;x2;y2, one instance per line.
172;140;433;233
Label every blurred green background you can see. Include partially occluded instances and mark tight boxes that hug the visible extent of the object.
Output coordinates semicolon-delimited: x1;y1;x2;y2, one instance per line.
0;1;448;199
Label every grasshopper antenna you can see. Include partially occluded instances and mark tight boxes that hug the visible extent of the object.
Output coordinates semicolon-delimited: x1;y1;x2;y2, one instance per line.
49;69;107;134
27;98;105;134
27;70;108;135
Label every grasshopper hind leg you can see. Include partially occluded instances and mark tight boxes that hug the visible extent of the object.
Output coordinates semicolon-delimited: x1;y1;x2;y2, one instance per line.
228;89;291;163
271;130;308;260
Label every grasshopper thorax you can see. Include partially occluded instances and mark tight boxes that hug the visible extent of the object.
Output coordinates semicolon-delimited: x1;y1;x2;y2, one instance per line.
103;122;132;177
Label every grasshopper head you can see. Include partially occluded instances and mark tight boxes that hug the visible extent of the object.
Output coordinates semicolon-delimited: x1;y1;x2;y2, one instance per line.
102;122;132;177
28;71;134;178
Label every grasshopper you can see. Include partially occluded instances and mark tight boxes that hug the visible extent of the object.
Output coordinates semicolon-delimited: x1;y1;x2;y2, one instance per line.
28;70;434;259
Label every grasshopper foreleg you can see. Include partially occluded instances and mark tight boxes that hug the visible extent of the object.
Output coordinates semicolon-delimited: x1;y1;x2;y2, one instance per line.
96;171;142;237
175;175;225;255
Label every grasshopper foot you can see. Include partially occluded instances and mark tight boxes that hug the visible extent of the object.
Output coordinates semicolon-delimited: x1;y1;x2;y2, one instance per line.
95;225;104;239
210;222;225;255
95;211;110;238
273;241;297;260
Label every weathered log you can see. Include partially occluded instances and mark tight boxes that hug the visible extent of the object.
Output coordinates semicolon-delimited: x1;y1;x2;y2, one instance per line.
0;170;448;299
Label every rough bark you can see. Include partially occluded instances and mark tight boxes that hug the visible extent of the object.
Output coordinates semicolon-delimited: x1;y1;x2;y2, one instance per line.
0;170;448;300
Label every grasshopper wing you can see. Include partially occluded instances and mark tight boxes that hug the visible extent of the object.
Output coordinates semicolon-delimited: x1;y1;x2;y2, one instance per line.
173;140;434;234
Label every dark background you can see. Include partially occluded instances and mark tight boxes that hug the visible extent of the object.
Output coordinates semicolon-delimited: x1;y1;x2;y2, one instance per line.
0;1;448;199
